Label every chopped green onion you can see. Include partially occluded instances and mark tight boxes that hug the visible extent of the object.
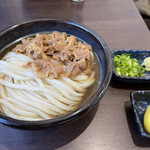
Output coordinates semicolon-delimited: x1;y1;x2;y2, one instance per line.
113;53;145;77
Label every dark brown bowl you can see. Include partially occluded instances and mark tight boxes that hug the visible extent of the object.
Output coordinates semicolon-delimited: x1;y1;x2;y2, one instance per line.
0;19;112;129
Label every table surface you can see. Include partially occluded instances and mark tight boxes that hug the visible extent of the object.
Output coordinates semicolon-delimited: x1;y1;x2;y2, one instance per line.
0;0;150;150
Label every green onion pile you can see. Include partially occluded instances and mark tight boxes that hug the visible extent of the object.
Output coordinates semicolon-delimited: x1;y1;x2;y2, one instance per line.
113;53;145;77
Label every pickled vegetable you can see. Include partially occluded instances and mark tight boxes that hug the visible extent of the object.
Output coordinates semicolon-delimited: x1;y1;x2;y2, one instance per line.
144;105;150;133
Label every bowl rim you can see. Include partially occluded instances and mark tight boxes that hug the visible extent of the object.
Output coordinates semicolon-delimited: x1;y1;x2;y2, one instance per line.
0;19;112;129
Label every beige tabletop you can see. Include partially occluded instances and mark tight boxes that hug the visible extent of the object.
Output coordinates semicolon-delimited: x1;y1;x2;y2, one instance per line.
0;0;150;150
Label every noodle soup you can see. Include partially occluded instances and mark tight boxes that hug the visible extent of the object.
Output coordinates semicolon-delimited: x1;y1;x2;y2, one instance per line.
0;31;98;121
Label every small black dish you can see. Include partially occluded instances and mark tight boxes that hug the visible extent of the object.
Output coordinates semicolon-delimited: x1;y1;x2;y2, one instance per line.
111;49;150;83
130;90;150;138
0;19;112;129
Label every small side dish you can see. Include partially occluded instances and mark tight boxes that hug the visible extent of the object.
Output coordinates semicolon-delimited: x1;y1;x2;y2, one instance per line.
111;49;150;83
130;90;150;138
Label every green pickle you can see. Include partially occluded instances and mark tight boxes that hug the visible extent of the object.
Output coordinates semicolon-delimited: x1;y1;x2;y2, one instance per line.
113;53;145;77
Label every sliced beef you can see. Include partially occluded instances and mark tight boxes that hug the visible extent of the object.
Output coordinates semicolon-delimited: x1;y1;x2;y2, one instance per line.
12;31;92;78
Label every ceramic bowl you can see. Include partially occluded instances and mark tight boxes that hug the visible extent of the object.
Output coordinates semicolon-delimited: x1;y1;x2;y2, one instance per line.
0;19;112;129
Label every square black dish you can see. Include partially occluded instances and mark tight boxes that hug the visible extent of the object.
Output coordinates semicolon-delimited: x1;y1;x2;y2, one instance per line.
130;90;150;138
111;49;150;83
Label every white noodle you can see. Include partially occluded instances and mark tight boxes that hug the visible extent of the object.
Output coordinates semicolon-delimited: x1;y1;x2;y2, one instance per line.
0;52;95;120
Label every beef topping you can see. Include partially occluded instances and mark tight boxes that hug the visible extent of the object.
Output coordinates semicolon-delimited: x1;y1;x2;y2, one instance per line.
12;31;93;79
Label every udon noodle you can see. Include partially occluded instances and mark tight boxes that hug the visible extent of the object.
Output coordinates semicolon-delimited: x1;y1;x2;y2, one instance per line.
0;31;95;121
